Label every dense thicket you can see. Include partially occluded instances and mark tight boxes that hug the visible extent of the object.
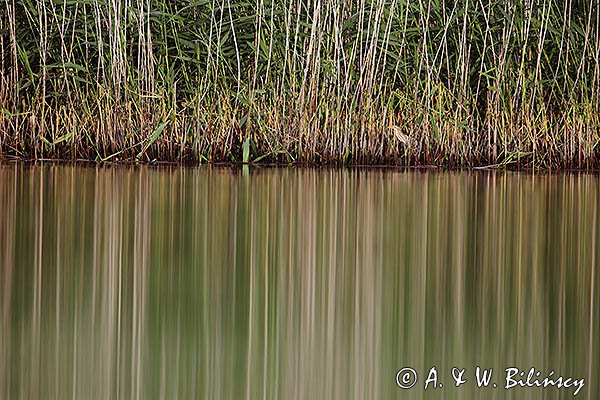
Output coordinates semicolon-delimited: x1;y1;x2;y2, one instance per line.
1;0;600;167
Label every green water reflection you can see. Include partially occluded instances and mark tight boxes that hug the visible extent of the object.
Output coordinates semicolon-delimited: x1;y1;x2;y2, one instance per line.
0;164;598;399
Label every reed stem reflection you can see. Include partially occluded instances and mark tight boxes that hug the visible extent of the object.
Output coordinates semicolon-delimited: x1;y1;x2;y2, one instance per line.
0;164;598;399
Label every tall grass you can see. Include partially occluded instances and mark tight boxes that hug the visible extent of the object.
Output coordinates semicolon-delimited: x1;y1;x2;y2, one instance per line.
1;0;600;167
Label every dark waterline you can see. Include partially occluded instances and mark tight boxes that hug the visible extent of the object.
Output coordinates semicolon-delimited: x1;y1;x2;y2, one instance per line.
0;164;598;399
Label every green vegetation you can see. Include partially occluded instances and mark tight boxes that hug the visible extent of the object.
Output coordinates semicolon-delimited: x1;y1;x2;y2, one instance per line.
1;0;600;167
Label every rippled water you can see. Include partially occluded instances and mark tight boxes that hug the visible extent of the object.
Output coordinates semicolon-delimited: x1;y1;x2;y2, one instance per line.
0;164;598;399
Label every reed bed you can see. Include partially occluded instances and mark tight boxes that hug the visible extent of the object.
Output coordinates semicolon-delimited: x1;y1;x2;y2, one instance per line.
1;0;600;167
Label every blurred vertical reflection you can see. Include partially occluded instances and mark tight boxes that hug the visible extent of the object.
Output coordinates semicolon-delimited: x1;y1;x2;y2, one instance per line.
0;164;598;399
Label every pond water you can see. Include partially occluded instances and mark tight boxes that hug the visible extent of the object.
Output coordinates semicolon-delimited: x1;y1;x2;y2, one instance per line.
0;164;598;399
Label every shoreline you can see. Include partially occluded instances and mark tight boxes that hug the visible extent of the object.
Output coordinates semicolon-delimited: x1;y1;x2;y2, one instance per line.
1;156;599;173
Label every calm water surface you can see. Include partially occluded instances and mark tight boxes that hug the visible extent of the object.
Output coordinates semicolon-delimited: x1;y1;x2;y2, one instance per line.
0;164;598;399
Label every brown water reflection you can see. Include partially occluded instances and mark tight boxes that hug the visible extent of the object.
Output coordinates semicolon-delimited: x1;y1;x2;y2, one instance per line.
0;164;598;399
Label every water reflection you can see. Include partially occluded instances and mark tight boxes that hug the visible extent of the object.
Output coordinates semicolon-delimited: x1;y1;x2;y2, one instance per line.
0;164;598;399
